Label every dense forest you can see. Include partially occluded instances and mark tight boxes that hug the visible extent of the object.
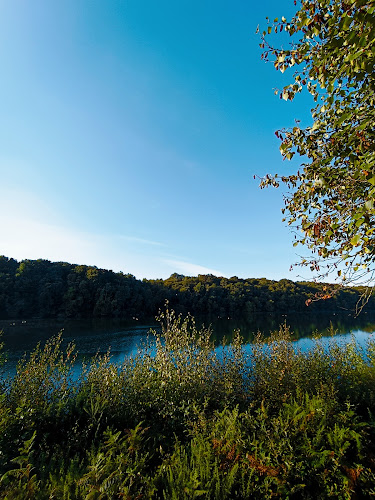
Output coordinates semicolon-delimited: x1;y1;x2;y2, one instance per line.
0;256;373;321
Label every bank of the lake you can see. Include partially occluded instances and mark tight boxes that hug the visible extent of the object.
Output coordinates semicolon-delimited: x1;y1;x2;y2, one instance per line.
1;308;375;498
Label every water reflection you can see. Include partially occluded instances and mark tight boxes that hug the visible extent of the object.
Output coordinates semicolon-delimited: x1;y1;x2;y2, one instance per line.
1;312;375;377
0;319;158;378
295;329;374;354
208;311;375;342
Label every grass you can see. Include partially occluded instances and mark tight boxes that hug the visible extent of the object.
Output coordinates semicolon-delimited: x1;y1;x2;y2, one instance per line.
1;307;375;498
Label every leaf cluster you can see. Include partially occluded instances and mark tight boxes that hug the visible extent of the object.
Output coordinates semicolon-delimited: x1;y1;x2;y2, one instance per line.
259;0;375;286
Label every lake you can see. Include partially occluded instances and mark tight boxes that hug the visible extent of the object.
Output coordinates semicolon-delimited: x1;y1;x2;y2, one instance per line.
1;311;375;377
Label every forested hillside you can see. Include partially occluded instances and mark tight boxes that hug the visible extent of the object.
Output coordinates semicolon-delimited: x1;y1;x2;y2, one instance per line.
0;256;372;320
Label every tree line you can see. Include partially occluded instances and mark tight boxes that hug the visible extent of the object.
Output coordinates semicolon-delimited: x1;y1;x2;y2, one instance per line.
0;256;372;320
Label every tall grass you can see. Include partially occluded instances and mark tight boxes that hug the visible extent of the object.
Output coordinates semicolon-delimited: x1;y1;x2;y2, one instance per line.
1;308;375;498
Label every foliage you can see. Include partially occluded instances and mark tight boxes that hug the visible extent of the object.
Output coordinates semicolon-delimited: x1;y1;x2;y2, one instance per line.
1;310;375;497
259;0;375;287
102;307;248;437
1;256;374;322
163;395;367;499
76;425;154;499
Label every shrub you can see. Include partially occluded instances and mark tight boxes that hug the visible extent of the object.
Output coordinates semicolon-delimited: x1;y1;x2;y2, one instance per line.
1;309;375;498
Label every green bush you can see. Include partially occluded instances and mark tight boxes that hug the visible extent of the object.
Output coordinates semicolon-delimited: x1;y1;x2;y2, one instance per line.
1;309;375;498
161;393;368;499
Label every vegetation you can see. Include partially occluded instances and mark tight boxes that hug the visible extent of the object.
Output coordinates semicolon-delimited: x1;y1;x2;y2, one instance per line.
0;256;373;321
1;308;375;498
2;3;375;495
259;0;375;287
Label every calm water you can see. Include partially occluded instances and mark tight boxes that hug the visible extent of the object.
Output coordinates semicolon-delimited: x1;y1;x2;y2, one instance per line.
1;311;375;377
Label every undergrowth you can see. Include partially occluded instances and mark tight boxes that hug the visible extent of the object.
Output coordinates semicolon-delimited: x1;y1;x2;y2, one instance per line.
1;308;375;498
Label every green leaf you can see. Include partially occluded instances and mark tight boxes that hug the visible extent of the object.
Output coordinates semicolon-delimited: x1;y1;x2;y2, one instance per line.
342;14;352;31
350;235;361;246
365;200;374;211
260;0;375;283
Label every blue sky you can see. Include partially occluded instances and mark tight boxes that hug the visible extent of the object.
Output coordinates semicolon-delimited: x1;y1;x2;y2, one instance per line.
0;0;316;280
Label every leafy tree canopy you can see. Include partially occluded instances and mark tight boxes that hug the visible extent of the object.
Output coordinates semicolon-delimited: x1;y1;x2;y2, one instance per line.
259;0;375;287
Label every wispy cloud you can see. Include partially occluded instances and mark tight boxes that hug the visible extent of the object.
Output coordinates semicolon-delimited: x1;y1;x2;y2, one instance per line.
0;188;225;280
117;235;164;247
0;189;160;275
164;259;225;277
0;211;168;277
0;215;95;265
